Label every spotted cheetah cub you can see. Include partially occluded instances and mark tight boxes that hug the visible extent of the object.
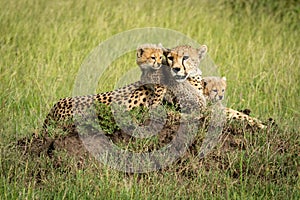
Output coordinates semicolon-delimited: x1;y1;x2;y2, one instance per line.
43;44;167;131
200;76;266;129
202;76;227;102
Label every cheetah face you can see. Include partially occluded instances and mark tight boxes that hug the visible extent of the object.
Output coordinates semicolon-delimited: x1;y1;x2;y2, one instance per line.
202;77;227;102
165;45;207;82
136;43;166;71
209;86;226;101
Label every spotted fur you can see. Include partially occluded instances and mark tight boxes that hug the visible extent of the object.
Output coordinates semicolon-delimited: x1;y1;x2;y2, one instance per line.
164;45;265;129
165;45;207;82
43;43;266;133
202;76;227;102
190;74;266;129
43;44;167;130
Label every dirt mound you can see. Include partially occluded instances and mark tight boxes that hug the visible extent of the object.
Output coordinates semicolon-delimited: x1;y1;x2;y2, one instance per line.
14;106;298;187
16;109;279;172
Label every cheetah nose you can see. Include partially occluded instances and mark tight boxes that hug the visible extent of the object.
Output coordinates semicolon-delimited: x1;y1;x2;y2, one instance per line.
173;67;181;73
219;96;223;100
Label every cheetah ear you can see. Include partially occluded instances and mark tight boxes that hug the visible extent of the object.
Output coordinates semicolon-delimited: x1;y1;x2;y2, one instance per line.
222;77;226;81
137;47;144;58
197;45;208;60
163;47;171;57
159;43;169;54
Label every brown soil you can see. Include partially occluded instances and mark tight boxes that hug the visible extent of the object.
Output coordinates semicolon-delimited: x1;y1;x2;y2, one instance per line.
13;108;299;186
17;109;277;166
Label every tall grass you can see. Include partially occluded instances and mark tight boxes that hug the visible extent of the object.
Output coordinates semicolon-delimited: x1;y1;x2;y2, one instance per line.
0;0;299;199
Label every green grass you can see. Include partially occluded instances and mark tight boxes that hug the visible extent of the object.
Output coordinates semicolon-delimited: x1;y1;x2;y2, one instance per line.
0;0;299;199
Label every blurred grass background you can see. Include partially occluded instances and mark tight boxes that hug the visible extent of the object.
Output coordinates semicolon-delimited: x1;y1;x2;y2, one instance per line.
0;0;299;199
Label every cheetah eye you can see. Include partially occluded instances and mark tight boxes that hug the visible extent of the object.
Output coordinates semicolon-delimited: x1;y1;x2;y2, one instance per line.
213;89;218;92
160;56;163;60
167;56;174;61
222;89;225;92
151;56;156;60
167;56;173;61
183;56;189;60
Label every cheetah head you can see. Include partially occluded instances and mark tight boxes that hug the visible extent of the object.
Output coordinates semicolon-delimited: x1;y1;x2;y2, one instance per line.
202;76;227;102
136;43;168;71
165;45;207;82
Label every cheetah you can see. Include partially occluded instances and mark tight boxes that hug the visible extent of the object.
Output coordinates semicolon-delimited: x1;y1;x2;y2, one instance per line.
188;74;266;129
201;76;227;102
43;44;168;131
165;45;266;129
164;46;266;159
203;77;266;128
162;45;208;106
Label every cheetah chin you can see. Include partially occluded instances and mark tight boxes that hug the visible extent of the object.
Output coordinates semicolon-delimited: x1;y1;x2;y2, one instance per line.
152;63;162;70
174;75;188;82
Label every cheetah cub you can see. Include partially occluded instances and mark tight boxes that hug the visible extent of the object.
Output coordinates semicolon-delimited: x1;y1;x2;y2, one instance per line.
201;76;266;129
43;44;167;131
201;76;227;103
